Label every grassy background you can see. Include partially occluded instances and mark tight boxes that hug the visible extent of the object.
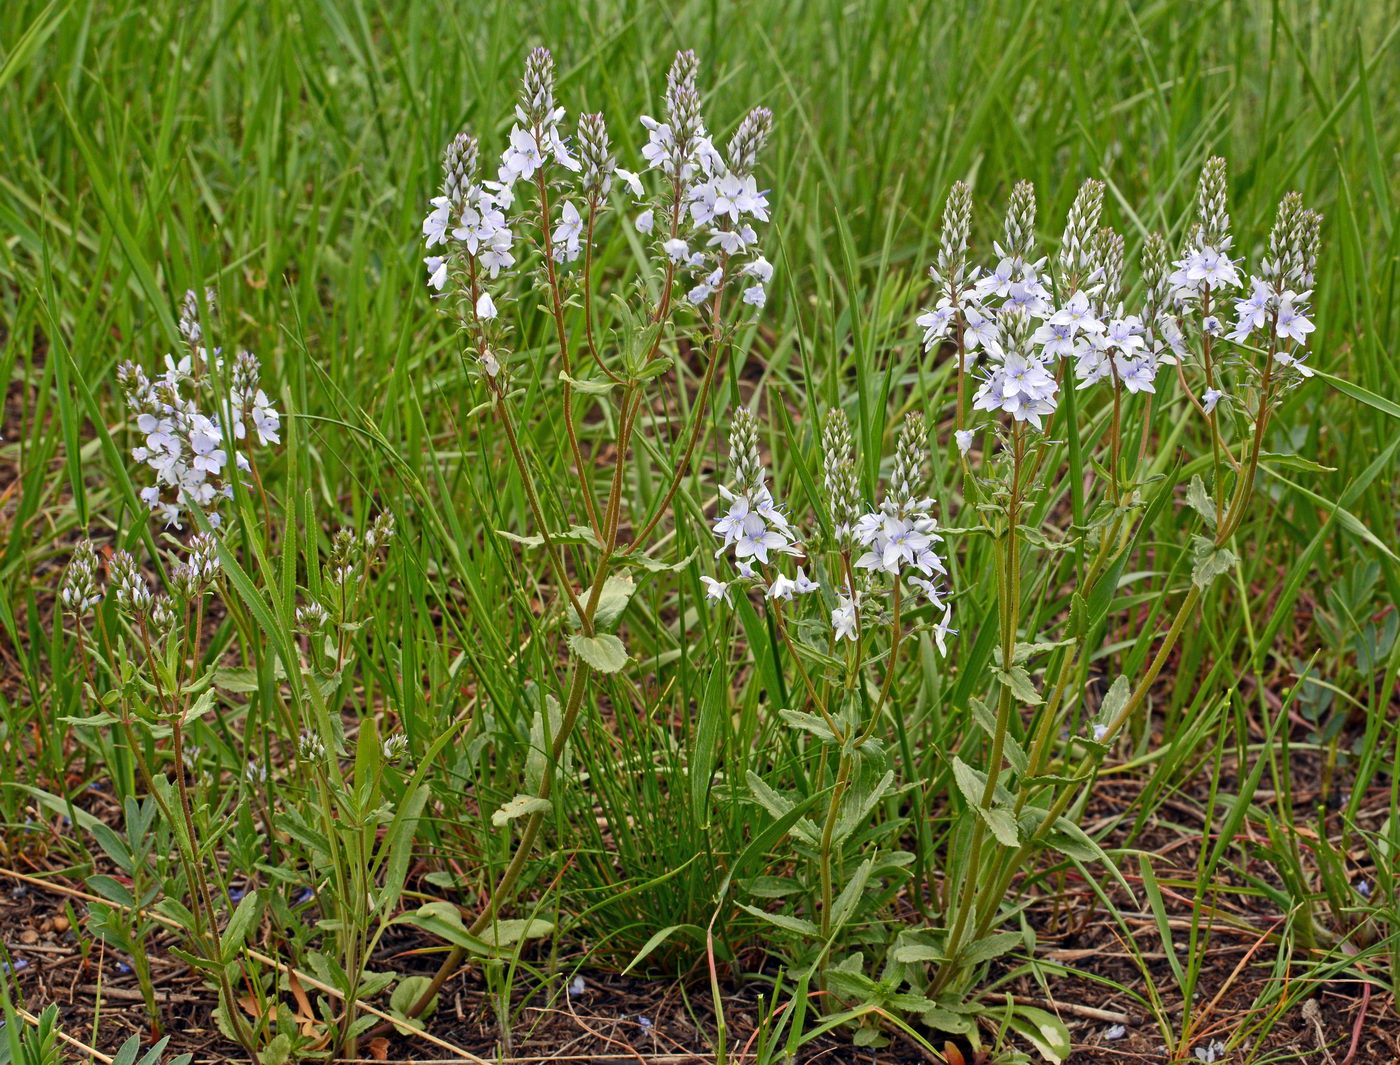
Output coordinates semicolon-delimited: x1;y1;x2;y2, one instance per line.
2;0;1399;1057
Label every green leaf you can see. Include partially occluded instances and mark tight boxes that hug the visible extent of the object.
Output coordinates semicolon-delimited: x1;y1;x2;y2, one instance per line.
389;975;438;1032
951;757;988;810
777;708;839;743
59;711;123;728
498;524;602;549
1011;639;1075;665
211;667;262;693
1185;474;1217;528
1190;535;1238;588
480;918;555;948
995;665;1042;705
829;857;874;930
614;547;699;573
737;903;820;937
87;874;135;908
559;370;616;396
957;930;1024;966
968;698;1026;774
492;794;552;827
746;770;795;819
395;902;493;955
891;943;948;965
568;632;629;673
1006;1003;1071;1063
623;923;705;975
1096;674;1130;734
1068;593;1088;638
1316;369;1400;420
980;806;1021;847
951;758;1019;845
579;574;636;630
221;889;264;962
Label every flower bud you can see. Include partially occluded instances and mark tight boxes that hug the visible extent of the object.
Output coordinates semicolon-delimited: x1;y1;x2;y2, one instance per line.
1059;179;1105;279
727;106;773;176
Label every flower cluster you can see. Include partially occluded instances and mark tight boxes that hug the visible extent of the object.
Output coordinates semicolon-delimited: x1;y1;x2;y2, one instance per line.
706;407;954;656
59;540;103;617
708;407;806;605
842;414;954;651
118;290;280;529
1222;192;1321;377
634;52;775;311
422;128;517;310
915;160;1321;439
422;48;776;383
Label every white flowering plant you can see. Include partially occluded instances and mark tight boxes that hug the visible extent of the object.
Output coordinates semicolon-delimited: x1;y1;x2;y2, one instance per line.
690;160;1326;1053
387;46;782;1035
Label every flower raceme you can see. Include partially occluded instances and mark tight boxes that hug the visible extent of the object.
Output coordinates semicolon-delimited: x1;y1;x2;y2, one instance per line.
421;48;777;379
706;407;954;651
915;161;1320;441
118;290;281;529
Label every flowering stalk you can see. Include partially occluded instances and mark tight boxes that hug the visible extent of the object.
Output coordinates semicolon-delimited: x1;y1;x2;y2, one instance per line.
396;47;779;1031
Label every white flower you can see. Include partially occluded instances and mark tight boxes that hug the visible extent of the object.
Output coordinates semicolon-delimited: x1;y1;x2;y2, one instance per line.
635;208;654;234
917;304;954;350
734;514;789;565
249;391;281;445
1201;388;1223;414
500;125;545;183
932;605;956;657
907;575;946;608
663;238;690;264
1171;244;1241;295
422;197;452;247
1119;355;1157;394
955;429;974;455
1228;277;1273;341
832;596;858;642
189;425;226;475
479;227;516;277
614;168;643;197
1276;294;1314;345
1032;320;1078;361
1092;723;1109;742
767;574;797;600
712;489;753;545
976;257;1017;300
552;201;584;263
854;512;943;577
701;576;730;604
1273;348;1315;377
1104;316;1146;354
424;256;448;291
1048;291;1105;337
791;568;819;595
973;353;1059;429
639;115;675;171
1194;1040;1227;1063
476;292;498;320
743;284;767;308
962;303;1001;354
744;256;774;283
